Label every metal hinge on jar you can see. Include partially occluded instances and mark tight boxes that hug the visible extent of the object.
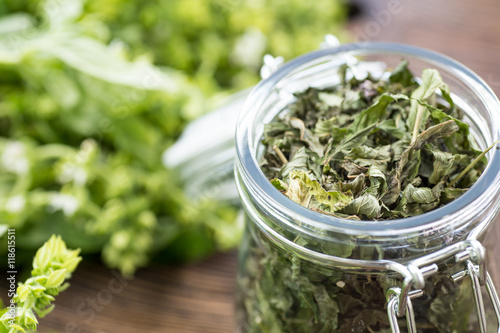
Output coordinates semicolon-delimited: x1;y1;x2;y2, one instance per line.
386;240;500;333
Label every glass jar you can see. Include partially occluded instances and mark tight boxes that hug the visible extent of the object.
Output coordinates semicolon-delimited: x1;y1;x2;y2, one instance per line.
234;42;500;333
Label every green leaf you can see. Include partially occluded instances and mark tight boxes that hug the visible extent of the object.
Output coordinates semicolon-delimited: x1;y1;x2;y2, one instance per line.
286;171;352;213
320;236;356;258
425;146;456;184
263;122;289;142
285;171;315;207
313;190;353;214
17;285;30;303
340;160;367;177
341;90;365;111
33;304;55;318
271;178;288;191
350;93;408;134
344;145;391;171
22;308;38;326
47;36;186;93
61;257;82;273
318;92;343;107
330;127;349;144
314;117;349;144
289;117;325;157
337;174;366;197
429;106;471;151
33;244;51;271
415;100;469;137
404;184;437;204
408;68;447;132
324;123;377;164
378;118;406;140
0;310;14;323
342;194;381;219
441;188;468;204
281;147;321;182
389;59;415;87
312;285;340;328
412;120;459;150
314;117;337;136
45;269;67;289
280;147;309;179
366;166;388;198
412;69;446;101
397;120;458;196
381;175;401;206
7;324;26;332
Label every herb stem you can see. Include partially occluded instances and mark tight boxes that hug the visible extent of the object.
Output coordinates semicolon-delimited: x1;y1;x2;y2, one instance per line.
449;139;500;187
273;145;288;165
411;104;425;145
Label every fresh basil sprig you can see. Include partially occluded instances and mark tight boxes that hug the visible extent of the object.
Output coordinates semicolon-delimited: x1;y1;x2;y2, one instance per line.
0;235;81;333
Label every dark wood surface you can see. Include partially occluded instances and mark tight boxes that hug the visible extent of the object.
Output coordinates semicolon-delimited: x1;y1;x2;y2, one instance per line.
13;0;500;332
38;252;239;333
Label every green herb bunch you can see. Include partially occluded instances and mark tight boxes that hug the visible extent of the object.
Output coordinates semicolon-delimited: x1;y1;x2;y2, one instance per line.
261;61;486;220
0;0;347;275
1;0;347;95
0;235;81;333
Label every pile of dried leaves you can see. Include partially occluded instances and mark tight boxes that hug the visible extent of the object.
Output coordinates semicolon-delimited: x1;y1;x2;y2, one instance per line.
261;60;485;220
236;61;491;332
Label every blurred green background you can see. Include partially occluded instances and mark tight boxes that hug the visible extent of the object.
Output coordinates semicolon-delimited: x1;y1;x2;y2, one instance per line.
0;0;348;275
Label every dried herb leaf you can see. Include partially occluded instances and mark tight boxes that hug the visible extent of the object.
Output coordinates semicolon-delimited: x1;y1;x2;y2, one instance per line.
285;170;352;213
343;194;381;219
408;69;447;132
349;94;407;133
389;59;415;87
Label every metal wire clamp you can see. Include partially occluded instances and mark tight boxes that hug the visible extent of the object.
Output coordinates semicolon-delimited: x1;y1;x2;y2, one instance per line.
386;240;500;333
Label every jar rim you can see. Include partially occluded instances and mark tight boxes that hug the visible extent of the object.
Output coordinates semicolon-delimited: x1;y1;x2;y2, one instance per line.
235;41;500;237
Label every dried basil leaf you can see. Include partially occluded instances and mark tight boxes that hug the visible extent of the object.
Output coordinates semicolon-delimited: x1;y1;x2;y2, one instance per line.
342;194;381;219
285;170;352;213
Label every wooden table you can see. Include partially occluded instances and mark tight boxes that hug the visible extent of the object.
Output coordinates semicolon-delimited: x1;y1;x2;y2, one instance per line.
30;0;500;331
38;252;238;333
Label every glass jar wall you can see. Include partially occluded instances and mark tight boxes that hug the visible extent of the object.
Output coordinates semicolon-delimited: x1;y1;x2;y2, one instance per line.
234;43;500;333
